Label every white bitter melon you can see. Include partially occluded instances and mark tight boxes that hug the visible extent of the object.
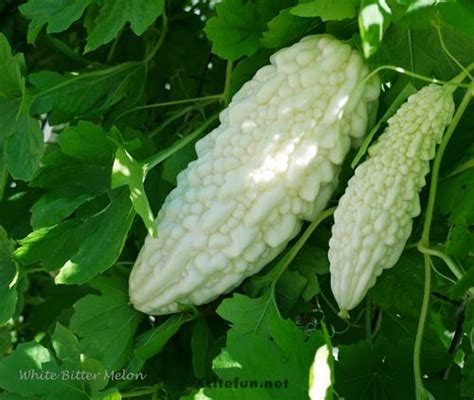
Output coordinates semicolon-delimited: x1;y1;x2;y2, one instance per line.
329;84;455;316
130;34;380;315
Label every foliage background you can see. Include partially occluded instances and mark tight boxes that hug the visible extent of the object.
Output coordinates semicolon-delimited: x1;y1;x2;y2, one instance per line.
0;0;473;399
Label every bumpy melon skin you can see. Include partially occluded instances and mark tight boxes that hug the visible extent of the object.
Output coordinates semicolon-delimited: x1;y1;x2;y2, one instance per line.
129;34;380;315
329;84;455;315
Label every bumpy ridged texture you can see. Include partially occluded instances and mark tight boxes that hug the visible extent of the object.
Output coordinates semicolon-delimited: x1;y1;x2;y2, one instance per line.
329;84;455;315
129;34;380;315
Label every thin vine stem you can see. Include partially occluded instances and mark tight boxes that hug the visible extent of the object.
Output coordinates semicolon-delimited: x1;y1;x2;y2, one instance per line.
417;243;463;279
115;94;223;121
407;29;415;85
434;23;473;81
106;28;124;63
270;207;336;286
413;255;433;400
115;261;134;267
441;158;474;180
45;36;95;66
145;3;168;64
318;290;340;317
430;263;457;285
121;387;156;398
32;62;141;101
151;384;160;400
149;106;196;138
223;60;233;105
143;113;220;172
118;47;234;127
362;64;474;91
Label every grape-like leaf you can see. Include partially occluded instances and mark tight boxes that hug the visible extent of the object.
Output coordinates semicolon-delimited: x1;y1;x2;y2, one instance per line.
86;0;164;52
19;0;94;44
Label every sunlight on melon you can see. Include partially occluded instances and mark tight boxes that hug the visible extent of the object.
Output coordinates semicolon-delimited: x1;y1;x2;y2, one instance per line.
336;95;349;120
249;136;318;184
295;143;318;167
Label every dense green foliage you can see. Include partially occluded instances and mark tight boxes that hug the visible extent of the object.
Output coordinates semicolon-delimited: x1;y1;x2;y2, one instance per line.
0;0;473;399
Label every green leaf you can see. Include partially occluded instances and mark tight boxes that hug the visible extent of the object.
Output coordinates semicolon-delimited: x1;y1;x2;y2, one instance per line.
358;0;392;58
255;0;298;22
275;269;308;313
450;265;474;299
439;0;474;38
111;142;156;237
0;98;21;147
0;325;12;355
69;275;143;371
57;121;114;163
438;169;474;225
0;149;7;201
334;340;414;399
335;336;455;399
5;113;44;181
208;318;324;399
31;150;111;196
55;189;135;284
0;35;43;182
30;63;145;124
0;226;17;325
90;388;122;400
19;0;94;44
16;189;135;283
51;323;81;367
161;139;197;185
291;0;357;21
86;0;164;52
133;312;195;362
371;250;424;317
464;301;474;353
30;192;94;229
290;245;328;301
204;0;265;60
191;318;215;379
29;123;114;218
291;243;329;275
0;34;24;98
80;355;108;394
446;224;474;257
261;8;317;48
378;23;474;82
147;113;219;184
217;291;281;336
0;341;88;399
462;355;474;397
14;219;86;270
461;304;474;397
21;276;89;334
229;50;272;96
16;122;132;282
